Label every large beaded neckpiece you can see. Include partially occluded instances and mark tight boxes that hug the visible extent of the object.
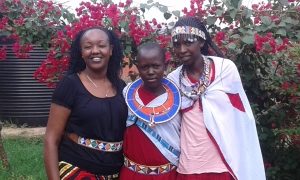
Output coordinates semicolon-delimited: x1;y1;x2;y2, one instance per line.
125;78;181;127
179;56;211;100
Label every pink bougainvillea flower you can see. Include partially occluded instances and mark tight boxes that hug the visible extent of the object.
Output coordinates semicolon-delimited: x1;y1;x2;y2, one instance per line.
211;6;216;12
165;52;172;63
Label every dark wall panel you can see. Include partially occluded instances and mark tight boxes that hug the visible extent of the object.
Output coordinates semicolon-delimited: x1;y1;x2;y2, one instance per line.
0;38;53;127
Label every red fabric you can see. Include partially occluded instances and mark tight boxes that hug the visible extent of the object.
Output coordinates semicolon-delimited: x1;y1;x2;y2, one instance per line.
120;89;177;179
123;126;170;165
226;93;245;112
120;126;177;179
62;167;117;180
138;86;158;105
210;61;215;82
176;172;234;180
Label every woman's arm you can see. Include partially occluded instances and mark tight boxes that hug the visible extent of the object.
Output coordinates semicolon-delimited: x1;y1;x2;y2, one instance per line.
43;103;71;180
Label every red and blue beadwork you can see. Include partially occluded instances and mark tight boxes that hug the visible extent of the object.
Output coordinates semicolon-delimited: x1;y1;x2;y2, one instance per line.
125;78;181;125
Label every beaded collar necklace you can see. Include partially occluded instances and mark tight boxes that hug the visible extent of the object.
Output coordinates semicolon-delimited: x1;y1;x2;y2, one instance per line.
179;56;211;100
125;78;181;127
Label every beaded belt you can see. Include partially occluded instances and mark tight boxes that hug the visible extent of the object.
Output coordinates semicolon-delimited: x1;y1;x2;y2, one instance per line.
64;132;123;152
124;156;176;175
79;137;123;152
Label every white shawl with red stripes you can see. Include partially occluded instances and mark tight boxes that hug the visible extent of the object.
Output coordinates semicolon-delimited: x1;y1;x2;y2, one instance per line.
168;56;265;180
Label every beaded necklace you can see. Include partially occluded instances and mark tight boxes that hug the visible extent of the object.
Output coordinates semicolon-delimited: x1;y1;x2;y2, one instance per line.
125;78;181;127
179;56;211;100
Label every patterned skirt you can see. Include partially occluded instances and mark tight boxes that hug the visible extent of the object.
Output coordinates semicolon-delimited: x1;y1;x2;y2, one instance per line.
119;126;178;180
59;161;119;180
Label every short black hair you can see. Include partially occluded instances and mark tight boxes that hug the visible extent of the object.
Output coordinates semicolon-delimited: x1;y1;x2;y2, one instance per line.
173;17;224;58
67;27;123;92
137;42;166;62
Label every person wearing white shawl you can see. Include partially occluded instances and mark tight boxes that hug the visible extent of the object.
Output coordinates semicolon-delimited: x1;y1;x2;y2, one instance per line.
167;17;265;180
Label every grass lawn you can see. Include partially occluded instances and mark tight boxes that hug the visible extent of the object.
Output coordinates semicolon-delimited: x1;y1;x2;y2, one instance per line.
0;136;46;180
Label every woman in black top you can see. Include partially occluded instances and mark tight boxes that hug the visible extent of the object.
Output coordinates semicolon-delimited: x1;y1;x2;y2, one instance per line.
43;27;128;180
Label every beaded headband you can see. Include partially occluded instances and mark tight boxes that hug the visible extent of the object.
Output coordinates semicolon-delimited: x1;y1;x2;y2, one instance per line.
171;26;206;41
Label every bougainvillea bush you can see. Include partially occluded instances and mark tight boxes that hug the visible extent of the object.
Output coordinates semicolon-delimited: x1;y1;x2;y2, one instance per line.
0;0;76;59
1;0;300;179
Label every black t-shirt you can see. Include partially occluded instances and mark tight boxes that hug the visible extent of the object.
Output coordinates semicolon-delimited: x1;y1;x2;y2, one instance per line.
51;73;128;175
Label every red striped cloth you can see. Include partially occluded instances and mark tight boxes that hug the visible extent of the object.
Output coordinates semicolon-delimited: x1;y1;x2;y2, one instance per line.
59;161;119;180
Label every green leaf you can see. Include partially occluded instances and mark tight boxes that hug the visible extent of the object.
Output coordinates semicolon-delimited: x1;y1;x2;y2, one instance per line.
261;24;269;32
140;8;145;13
25;21;32;29
242;35;255;44
168;22;175;26
120;20;127;28
163;12;172;20
147;0;153;3
264;43;272;51
41;30;46;36
230;9;238;19
275;38;283;45
279;0;290;6
15;27;21;35
216;9;223;16
172;10;180;17
278;21;286;27
106;18;113;25
206;16;217;26
20;38;25;45
140;3;147;8
140;3;150;10
63;12;68;20
291;162;298;169
284;164;290;170
243;55;251;64
295;31;300;39
125;45;132;54
238;28;246;34
66;13;75;23
255;26;261;32
283;17;292;24
224;14;233;24
291;19;299;25
242;8;252;19
231;0;241;8
231;34;241;39
248;31;257;35
158;6;168;13
259;132;268;140
260;16;271;25
26;35;33;43
276;28;286;36
226;42;236;50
